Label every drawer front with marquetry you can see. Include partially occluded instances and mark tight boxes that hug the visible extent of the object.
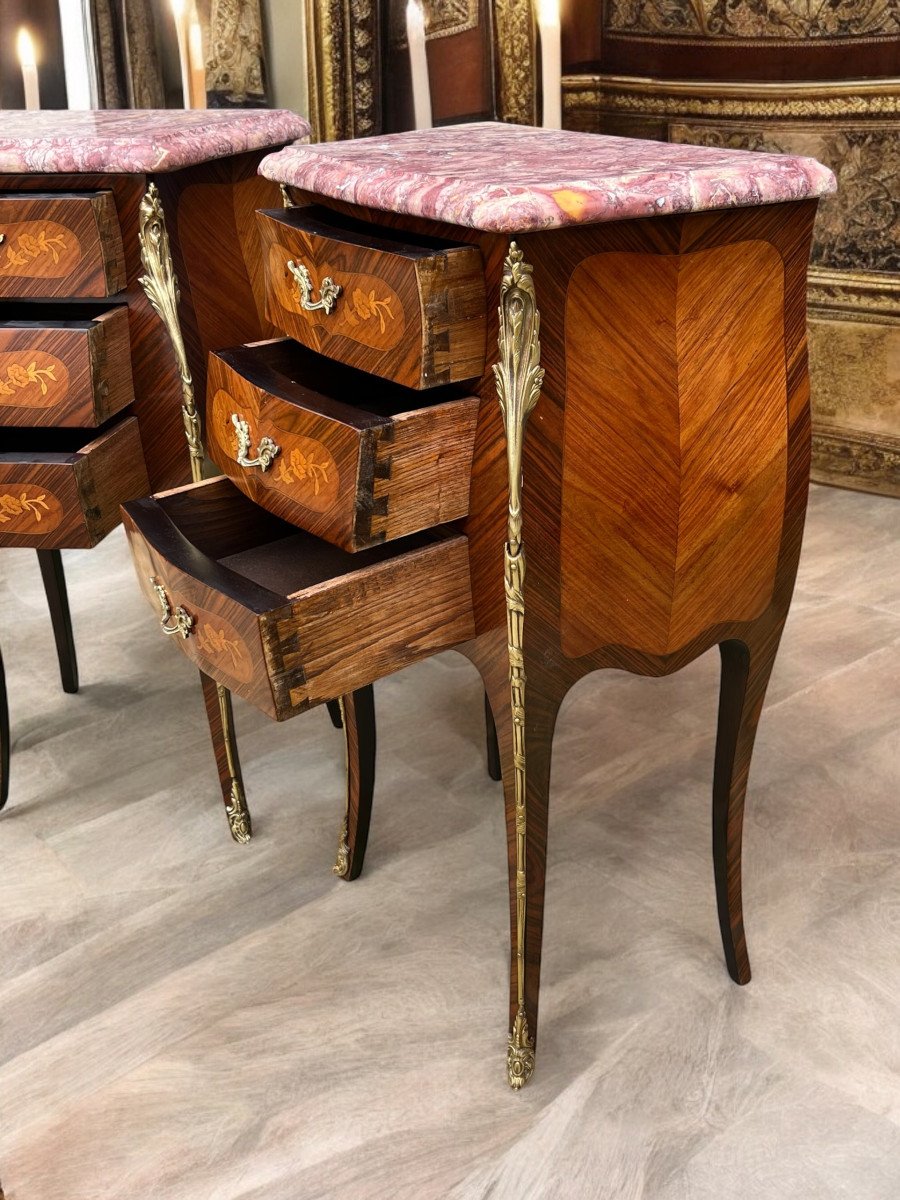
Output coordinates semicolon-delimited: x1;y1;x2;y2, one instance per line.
0;306;134;426
0;417;149;549
206;339;480;551
122;476;476;719
257;205;486;389
0;192;126;299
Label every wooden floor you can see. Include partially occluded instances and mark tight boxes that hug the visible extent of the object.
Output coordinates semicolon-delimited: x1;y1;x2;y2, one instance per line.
1;483;899;1200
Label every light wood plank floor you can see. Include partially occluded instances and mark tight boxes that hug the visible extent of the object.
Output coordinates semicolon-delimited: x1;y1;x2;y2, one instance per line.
0;484;899;1200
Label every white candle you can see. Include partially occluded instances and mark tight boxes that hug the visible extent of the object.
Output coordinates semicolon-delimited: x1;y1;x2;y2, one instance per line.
17;28;40;112
58;0;97;108
536;0;561;129
405;0;432;130
171;0;192;108
188;15;206;109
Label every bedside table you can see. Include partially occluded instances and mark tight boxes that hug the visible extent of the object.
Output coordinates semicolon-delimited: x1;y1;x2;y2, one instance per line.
0;109;307;812
124;123;835;1087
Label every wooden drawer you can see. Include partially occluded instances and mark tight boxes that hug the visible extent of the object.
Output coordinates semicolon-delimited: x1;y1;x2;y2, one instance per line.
122;476;475;720
0;305;134;427
0;417;149;550
0;193;126;299
257;205;486;389
207;339;480;551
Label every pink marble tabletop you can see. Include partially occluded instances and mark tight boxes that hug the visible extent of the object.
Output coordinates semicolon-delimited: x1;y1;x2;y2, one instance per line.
0;109;309;175
259;122;836;233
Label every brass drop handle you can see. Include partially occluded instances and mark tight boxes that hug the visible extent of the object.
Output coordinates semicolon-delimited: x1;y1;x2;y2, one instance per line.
151;578;194;639
286;258;342;315
232;413;280;471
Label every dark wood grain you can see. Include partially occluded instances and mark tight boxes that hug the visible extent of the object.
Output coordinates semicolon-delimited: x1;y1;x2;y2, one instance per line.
0;192;125;298
0;307;133;427
207;339;479;551
338;685;377;881
0;643;8;812
37;549;78;694
258;205;487;389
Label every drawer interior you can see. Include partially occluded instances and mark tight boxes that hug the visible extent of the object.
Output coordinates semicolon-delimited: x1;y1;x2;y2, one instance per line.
152;477;460;600
220;338;477;423
264;203;475;259
0;301;124;327
0;420;121;460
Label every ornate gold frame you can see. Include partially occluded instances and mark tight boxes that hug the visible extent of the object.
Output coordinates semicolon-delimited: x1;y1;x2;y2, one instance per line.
304;0;538;140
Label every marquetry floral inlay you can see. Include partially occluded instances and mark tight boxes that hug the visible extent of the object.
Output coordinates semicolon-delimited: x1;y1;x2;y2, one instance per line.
275;447;331;494
194;624;249;671
0;360;57;397
2;228;68;271
0;491;50;523
346;286;394;333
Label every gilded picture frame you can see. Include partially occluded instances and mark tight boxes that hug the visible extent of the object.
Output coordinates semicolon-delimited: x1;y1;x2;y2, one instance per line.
304;0;538;142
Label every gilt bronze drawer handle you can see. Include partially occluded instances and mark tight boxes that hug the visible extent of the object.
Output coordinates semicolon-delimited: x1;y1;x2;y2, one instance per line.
286;258;342;315
232;413;280;471
151;577;194;639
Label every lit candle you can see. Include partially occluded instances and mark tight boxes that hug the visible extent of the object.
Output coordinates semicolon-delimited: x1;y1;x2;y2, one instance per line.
405;0;432;130
17;28;40;112
171;0;192;108
536;0;561;129
188;13;206;109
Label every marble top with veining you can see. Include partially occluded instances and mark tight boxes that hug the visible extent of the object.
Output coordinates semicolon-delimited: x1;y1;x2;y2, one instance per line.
0;109;310;175
259;122;836;233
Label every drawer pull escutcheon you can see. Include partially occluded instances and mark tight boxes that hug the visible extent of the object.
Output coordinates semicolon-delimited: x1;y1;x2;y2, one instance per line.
232;413;281;471
286;259;342;315
151;577;194;639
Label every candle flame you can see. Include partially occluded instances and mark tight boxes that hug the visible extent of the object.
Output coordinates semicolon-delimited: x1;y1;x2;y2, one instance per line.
536;0;560;24
16;27;36;68
171;0;186;18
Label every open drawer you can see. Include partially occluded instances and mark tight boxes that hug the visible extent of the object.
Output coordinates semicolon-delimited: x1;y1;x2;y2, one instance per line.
257;204;486;389
121;475;476;720
207;338;480;551
0;304;134;426
0;192;126;299
0;417;148;549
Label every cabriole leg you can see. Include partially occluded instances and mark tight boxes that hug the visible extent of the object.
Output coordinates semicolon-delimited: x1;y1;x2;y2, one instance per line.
713;633;782;985
332;686;376;881
0;643;9;811
37;550;78;695
200;671;251;844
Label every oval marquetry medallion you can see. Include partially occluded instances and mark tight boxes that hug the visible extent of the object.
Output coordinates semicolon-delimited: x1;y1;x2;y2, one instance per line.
211;388;340;514
190;605;254;685
0;483;64;535
269;244;406;351
0;221;83;280
0;350;69;409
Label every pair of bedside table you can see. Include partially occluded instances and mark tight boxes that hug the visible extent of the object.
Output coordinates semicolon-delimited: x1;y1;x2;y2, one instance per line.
121;122;835;1088
0;110;308;812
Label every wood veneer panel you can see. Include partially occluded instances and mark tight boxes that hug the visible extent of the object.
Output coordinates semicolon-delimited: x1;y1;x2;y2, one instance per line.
560;238;788;658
